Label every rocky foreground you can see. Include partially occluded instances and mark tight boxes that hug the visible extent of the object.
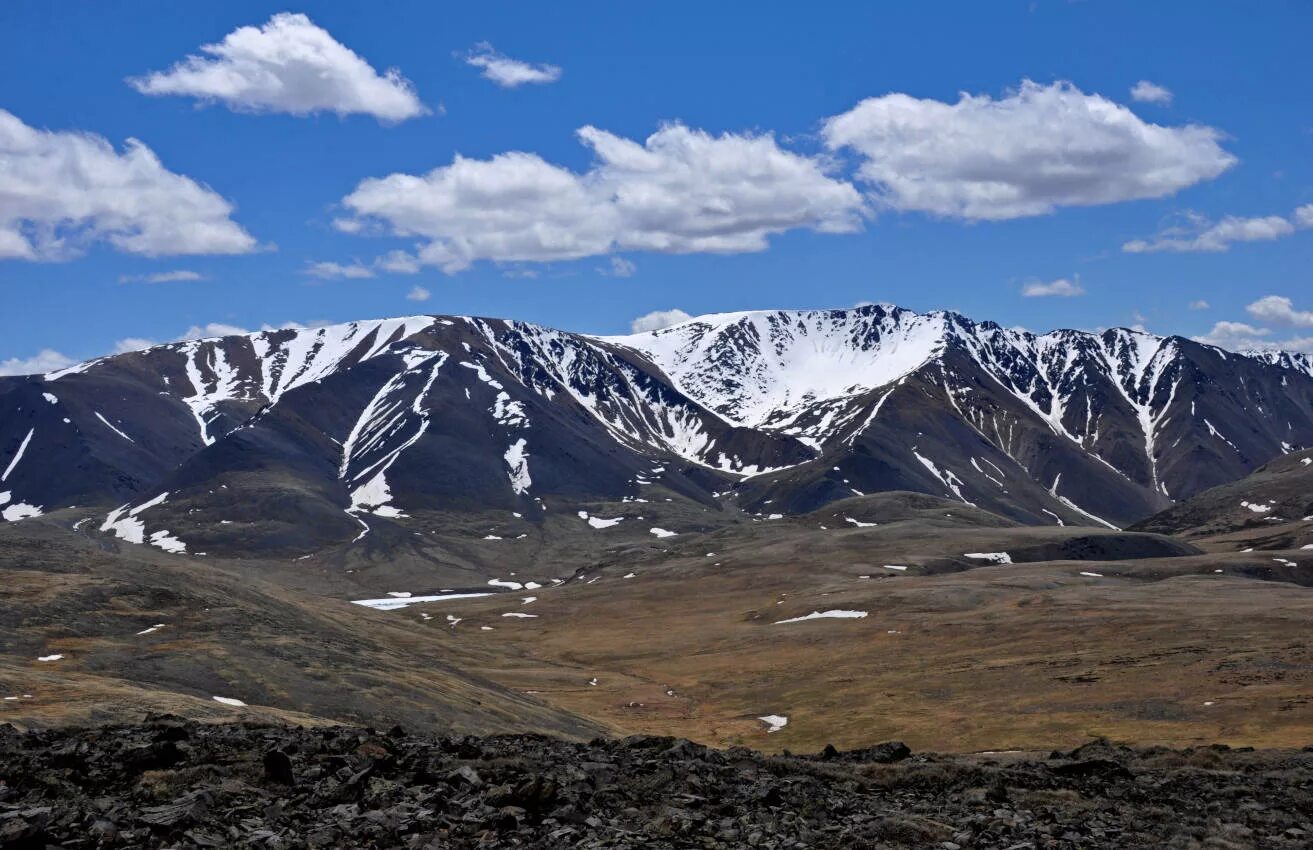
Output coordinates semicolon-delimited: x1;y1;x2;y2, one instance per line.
1;719;1311;849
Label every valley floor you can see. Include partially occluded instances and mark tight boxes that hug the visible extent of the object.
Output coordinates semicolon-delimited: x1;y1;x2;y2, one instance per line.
3;496;1313;755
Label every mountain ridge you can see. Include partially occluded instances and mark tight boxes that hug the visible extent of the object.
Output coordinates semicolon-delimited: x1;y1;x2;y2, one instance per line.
3;304;1312;557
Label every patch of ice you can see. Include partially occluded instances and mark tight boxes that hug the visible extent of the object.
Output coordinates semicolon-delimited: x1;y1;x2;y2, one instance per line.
351;592;494;611
775;610;868;624
94;412;135;443
504;438;532;494
964;552;1012;564
1;428;34;481
758;714;788;733
148;529;186;554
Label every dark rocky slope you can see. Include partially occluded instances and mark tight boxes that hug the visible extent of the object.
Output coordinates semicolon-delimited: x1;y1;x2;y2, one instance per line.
2;719;1311;849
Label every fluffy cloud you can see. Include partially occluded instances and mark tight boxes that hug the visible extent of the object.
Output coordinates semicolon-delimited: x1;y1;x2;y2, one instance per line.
1130;80;1173;105
113;337;157;354
463;42;561;88
304;260;375;279
376;250;421;274
1246;295;1313;328
1021;277;1085;297
1194;321;1271;349
1123;207;1310;253
821;80;1234;221
1194;296;1313;353
0;109;257;260
0;348;76;376
3;320;330;375
405;284;431;302
129;13;426;123
179;322;251;341
629;309;693;334
118;270;205;284
1188;299;1210;310
337;123;864;273
114;319;325;354
600;257;636;277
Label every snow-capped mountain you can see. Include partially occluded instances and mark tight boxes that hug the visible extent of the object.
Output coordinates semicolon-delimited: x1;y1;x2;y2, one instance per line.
2;304;1311;555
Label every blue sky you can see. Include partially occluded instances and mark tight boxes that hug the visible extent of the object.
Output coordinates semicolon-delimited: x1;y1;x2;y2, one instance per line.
2;0;1312;372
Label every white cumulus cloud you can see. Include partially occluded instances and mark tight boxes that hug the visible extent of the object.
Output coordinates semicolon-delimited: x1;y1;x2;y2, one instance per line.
600;257;636;277
1130;80;1173;105
629;308;693;334
0;109;258;260
1021;277;1085;297
1246;295;1313;328
463;42;561;88
821;80;1234;221
303;260;375;279
405;284;431;302
129;12;426;123
1188;299;1210;310
118;270;206;284
0;349;76;376
336;122;864;273
1194;295;1313;353
1123;207;1309;253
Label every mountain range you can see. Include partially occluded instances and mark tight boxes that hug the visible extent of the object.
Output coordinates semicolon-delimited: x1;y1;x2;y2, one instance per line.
3;304;1312;558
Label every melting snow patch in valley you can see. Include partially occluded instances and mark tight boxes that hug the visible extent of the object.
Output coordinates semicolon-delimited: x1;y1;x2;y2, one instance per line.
649;527;677;538
775;610;868;624
844;517;876;528
212;696;246;707
1;493;44;522
100;492;171;546
1241;501;1273;513
352;593;494;611
504;438;532;494
881;565;909;571
758;714;788;733
964;552;1012;564
349;471;406;518
37;654;63;662
502;612;538;619
488;579;523;590
148;529;186;554
136;624;166;635
1079;571;1104;578
578;510;623;529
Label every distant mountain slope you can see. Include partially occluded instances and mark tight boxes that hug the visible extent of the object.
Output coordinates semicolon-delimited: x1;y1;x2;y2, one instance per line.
1130;449;1313;548
2;304;1311;556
